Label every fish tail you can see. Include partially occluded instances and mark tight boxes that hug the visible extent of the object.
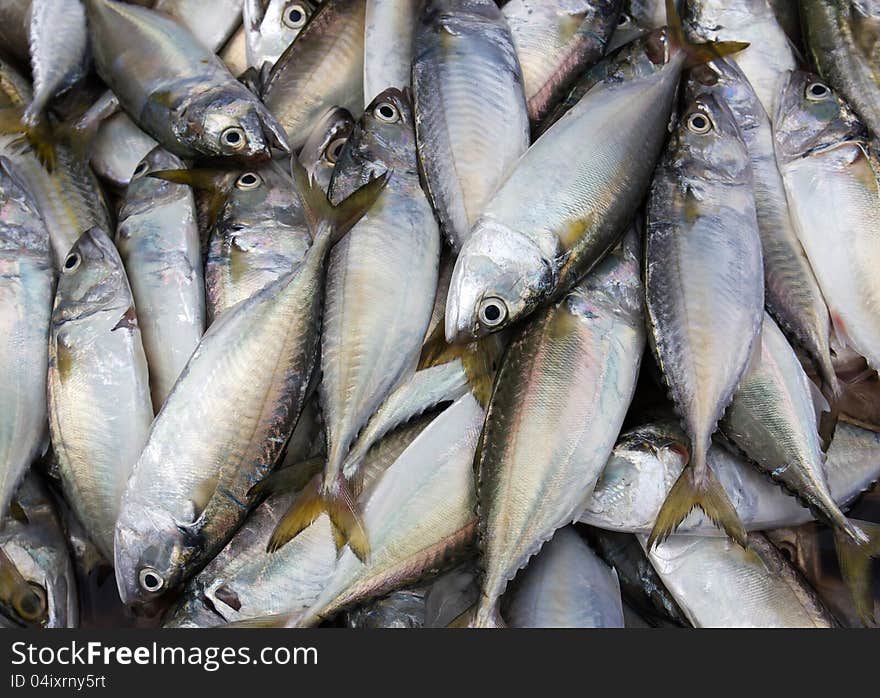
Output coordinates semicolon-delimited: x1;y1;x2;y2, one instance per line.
0;105;58;170
470;601;506;629
834;519;880;626
647;461;748;550
817;399;841;453
247;456;325;502
290;155;389;247
664;0;749;68
223;612;299;629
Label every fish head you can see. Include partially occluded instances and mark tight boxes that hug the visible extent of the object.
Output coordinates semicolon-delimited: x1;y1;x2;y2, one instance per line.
52;227;128;324
686;58;765;130
221;161;303;231
176;84;290;162
774;71;865;162
672;93;750;184
245;0;313;66
299;106;355;191
445;224;554;343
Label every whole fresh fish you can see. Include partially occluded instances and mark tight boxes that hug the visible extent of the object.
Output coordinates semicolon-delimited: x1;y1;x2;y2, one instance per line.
580;420;880;534
0;473;77;628
684;0;796;119
502;0;622;124
281;88;439;559
802;0;880;140
472;231;644;627
686;59;837;401
506;527;625;628
90;112;158;188
23;0;89;127
47;227;154;560
412;0;529;251
84;0;288;160
154;0;244;52
0;158;52;522
298;106;356;194
644;92;763;548
116;147;206;409
775;71;880;375
113;163;385;608
444;8;744;343
261;0;365;150
643;533;837;628
364;0;420;105
244;0;314;72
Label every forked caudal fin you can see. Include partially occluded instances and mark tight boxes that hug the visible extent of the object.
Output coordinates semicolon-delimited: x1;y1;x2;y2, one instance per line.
0;105;60;170
834;519;880;626
664;0;749;68
647;463;748;550
247;455;325;502
267;472;370;561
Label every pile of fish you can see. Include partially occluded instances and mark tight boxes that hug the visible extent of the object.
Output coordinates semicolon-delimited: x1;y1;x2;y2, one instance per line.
2;0;880;630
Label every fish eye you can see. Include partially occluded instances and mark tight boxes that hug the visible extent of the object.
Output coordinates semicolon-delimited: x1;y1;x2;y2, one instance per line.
806;82;831;101
15;583;47;622
283;3;307;29
325;137;347;164
235;172;262;190
618;13;630;26
132;161;149;178
374;101;400;123
478;297;507;328
686;112;713;134
138;567;165;593
221;126;247;150
63;252;80;273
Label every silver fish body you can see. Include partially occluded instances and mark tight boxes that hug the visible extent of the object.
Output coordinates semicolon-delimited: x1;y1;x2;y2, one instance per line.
244;0;314;72
47;228;154;560
412;0;529;250
117;147;206;409
364;0;419;104
154;0;244;52
90;112;158;188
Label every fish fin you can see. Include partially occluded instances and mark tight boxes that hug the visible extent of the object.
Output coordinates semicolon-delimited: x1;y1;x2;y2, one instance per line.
0;548;46;624
111;306;138;332
224;612;297;628
290;156;389;246
255;102;290;153
446;604;476;628
238;67;264;95
647;463;748;550
834;520;880;626
418;324;502;408
470;603;506;629
267;473;325;553
805;378;838;451
9;499;28;525
247;456;325;501
0;106;58;170
324;473;369;562
664;0;749;67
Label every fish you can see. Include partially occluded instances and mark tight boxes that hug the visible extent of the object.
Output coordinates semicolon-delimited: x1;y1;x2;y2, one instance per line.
116;147;206;409
606;9;650;53
89;112;158;189
0;0;31;66
775;71;880;376
686;59;838;404
261;0;366;150
0;157;53;522
472;231;644;628
505;527;625;628
364;0;420;105
0;473;77;628
297;106;356;195
244;0;315;73
153;0;245;52
801;0;880;141
644;92;764;548
47;227;155;561
220;25;249;78
684;0;797;119
580;420;880;535
84;0;289;160
444;4;746;343
412;0;529;251
113;161;386;608
643;533;838;628
502;0;622;124
278;88;439;559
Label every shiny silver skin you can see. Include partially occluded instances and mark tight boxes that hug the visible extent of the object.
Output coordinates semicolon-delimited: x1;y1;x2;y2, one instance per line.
412;0;529;251
580;420;880;533
643;533;837;627
85;0;288;161
286;393;482;627
364;0;420;105
319;88;439;506
220;24;248;77
206;161;310;321
0;159;52;522
625;0;668;26
154;0;244;52
297;106;356;194
117;147;206;409
90;112;158;188
802;0;880;140
262;0;366;150
686;59;836;397
244;0;314;72
503;0;622;123
23;0;88;126
506;527;625;628
0;474;77;628
472;232;644;627
445;28;680;343
645;93;763;503
722;313;865;543
48;228;154;560
775;71;880;373
684;0;796;119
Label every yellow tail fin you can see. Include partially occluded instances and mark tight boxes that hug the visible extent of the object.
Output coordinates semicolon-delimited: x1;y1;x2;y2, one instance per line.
834;519;880;626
